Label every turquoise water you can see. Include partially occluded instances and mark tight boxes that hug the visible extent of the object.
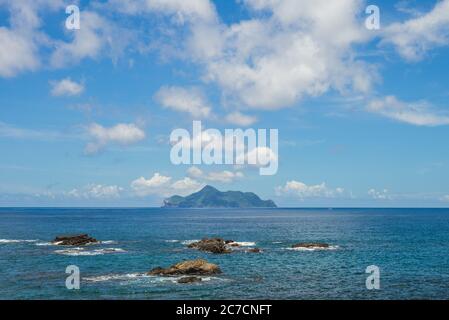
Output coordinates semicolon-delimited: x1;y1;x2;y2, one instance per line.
1;208;449;300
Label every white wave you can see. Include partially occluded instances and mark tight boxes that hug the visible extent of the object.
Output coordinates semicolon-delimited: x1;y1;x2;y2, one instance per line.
83;273;219;284
101;240;117;244
272;241;283;244
54;247;126;256
181;239;200;245
83;273;143;282
285;245;339;251
232;241;256;247
35;242;53;246
165;240;180;243
97;248;126;253
0;239;38;244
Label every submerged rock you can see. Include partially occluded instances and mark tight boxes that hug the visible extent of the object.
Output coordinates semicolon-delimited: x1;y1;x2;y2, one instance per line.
247;248;262;253
147;259;222;276
52;234;98;246
188;238;232;254
178;276;202;284
291;242;330;249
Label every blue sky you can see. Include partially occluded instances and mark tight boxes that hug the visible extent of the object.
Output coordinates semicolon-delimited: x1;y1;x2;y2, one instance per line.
1;0;449;207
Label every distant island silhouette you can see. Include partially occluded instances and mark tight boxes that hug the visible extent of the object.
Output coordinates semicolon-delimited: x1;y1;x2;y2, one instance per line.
162;185;277;208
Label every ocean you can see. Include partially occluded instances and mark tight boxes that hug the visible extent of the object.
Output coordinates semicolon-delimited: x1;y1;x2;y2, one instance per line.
1;207;449;300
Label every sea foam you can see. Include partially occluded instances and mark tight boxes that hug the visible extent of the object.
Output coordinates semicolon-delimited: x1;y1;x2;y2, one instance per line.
0;239;37;244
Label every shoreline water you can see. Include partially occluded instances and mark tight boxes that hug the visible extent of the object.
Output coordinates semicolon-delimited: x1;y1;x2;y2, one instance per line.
1;207;449;299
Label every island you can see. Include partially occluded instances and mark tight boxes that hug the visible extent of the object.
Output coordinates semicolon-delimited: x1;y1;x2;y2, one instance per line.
162;185;277;208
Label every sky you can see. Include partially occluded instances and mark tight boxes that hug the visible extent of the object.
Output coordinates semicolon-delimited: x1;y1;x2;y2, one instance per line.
1;0;449;207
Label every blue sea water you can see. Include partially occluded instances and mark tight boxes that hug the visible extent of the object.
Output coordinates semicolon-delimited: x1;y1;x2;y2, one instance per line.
1;207;449;300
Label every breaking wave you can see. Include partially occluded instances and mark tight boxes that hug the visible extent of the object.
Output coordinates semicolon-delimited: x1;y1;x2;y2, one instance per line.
83;273;221;284
285;245;339;251
0;239;38;244
54;247;126;256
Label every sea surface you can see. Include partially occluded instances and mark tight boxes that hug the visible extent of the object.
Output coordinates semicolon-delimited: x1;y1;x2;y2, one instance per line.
1;207;449;300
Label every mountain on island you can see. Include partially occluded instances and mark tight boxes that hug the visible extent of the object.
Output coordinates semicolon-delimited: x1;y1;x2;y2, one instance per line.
162;185;277;208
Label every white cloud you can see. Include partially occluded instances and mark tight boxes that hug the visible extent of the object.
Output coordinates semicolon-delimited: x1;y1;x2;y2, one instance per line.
109;0;217;23
0;27;39;77
0;0;71;77
107;0;375;111
0;0;59;77
154;0;373;110
51;10;132;67
171;177;203;191
131;173;172;196
225;112;257;126
187;166;244;183
383;0;449;61
276;180;345;199
85;123;146;154
50;78;84;96
67;184;123;199
368;188;391;200
155;86;211;118
367;96;449;126
440;195;449;202
131;172;204;197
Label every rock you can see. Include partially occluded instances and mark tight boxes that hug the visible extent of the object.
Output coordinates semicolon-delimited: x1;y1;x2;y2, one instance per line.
147;259;222;276
188;238;232;254
229;242;240;247
52;234;98;246
178;276;202;284
291;242;330;249
247;248;262;253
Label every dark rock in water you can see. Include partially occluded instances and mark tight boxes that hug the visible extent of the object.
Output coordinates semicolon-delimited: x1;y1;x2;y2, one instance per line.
188;238;232;254
178;276;202;284
147;259;221;276
291;242;330;249
247;248;262;253
53;234;98;246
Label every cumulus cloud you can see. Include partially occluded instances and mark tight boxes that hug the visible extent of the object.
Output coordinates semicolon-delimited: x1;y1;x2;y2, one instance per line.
368;188;391;200
50;78;84;96
109;0;217;22
147;0;374;110
107;0;376;111
0;27;39;77
187;166;244;183
131;172;204;197
67;184;123;199
383;0;449;61
276;180;345;199
225;112;257;126
155;86;211;118
85;123;146;154
171;177;203;192
51;10;132;67
0;0;63;77
367;96;449;126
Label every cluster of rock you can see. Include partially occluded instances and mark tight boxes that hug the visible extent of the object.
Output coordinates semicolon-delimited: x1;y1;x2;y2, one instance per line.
187;238;231;254
147;259;221;284
52;233;333;285
52;234;98;246
187;238;262;254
